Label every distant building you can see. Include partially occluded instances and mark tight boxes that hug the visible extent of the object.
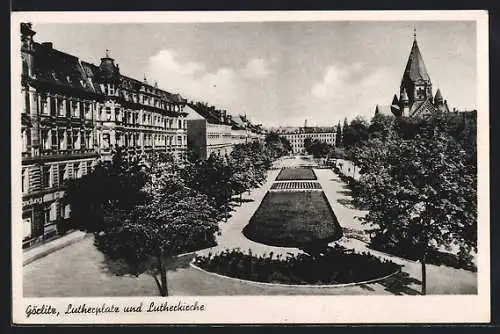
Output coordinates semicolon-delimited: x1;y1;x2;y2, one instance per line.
186;103;264;159
20;23;188;248
277;126;336;154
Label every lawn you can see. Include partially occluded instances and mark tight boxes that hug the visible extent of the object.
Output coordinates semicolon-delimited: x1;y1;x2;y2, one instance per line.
243;191;342;248
275;167;317;181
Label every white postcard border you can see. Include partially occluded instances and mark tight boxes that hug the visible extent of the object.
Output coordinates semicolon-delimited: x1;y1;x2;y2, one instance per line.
11;10;490;324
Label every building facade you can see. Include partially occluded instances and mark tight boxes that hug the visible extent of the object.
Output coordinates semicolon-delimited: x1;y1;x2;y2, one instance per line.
20;23;188;248
186;103;264;159
278;127;336;154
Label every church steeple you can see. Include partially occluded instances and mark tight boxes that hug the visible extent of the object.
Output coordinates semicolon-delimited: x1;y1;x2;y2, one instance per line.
400;30;433;106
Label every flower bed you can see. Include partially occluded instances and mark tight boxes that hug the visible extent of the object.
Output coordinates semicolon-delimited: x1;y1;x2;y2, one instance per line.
342;227;370;243
243;191;342;248
275;167;317;181
193;245;400;285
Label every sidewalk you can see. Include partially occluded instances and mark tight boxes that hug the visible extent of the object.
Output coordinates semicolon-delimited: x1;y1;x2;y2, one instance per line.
23;230;88;266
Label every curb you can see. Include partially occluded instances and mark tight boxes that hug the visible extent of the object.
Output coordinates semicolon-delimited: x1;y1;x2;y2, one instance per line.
189;260;401;289
23;231;89;266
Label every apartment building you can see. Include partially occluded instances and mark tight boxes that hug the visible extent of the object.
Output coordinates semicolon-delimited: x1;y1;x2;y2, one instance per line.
278;127;336;154
20;23;188;248
186;103;264;160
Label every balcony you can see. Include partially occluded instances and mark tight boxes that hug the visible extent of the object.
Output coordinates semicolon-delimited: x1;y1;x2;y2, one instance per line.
22;148;98;164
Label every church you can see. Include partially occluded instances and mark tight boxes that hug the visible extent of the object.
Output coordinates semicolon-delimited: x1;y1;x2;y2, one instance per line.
375;31;450;118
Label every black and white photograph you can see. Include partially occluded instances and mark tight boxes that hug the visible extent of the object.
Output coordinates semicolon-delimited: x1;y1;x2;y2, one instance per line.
11;11;489;324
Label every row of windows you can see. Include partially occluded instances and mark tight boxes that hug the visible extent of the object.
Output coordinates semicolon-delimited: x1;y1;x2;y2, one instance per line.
102;83;183;112
22;90;187;129
98;132;185;149
23;200;71;241
283;134;335;139
21;160;94;194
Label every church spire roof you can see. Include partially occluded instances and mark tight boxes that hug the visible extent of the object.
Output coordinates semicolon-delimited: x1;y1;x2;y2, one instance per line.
403;36;431;83
434;88;443;102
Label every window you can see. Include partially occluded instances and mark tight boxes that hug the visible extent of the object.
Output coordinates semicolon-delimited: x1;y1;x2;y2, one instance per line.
73;163;80;179
67;130;73;150
102;133;110;149
115;108;121;122
49;202;58;222
86;161;92;173
42;165;52;188
22;128;30;152
22;168;29;193
108;84;115;96
64;204;71;219
71;101;80;118
177;135;182;145
59;164;66;184
41;130;51;150
116;133;121;147
84;102;91;119
57;98;65;117
73;131;81;150
178;120;182;129
80;131;86;149
105;107;112;121
58;130;66;150
23;213;31;240
41;96;50;115
22;91;29;114
51;129;57;148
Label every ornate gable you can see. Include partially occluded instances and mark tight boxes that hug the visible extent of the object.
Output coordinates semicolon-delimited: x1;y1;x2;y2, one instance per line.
410;99;437;118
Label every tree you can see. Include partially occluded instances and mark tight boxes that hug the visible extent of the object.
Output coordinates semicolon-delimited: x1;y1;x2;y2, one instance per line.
181;154;234;215
354;131;477;295
342;117;349;146
64;148;148;233
369;113;395;140
303;137;312;153
228;146;260;201
94;166;219;296
265;132;292;158
336;121;342;147
305;139;333;159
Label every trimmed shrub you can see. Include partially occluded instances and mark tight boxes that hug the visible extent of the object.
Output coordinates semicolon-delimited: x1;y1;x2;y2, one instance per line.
243;191;342;252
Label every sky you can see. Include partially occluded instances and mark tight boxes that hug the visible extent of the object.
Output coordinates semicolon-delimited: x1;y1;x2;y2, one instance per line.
30;21;477;127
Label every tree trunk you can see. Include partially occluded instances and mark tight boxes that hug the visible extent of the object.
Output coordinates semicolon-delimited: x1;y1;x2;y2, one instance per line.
421;249;427;295
153;256;169;297
160;266;168;297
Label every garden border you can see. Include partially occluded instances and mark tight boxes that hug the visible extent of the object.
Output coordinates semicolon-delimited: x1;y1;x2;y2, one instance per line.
189;260;401;289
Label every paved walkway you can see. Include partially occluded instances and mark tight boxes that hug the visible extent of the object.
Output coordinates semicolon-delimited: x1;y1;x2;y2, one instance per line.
23;157;477;296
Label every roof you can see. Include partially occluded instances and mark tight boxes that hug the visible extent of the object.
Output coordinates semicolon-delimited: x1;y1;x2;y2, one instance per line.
434;88;443;102
32;42;98;94
184;105;205;120
231;115;246;129
375;104;394;116
29;39;186;105
189;103;225;125
402;40;431;84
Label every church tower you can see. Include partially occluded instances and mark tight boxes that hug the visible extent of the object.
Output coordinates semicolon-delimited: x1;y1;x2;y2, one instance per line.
399;30;433;109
